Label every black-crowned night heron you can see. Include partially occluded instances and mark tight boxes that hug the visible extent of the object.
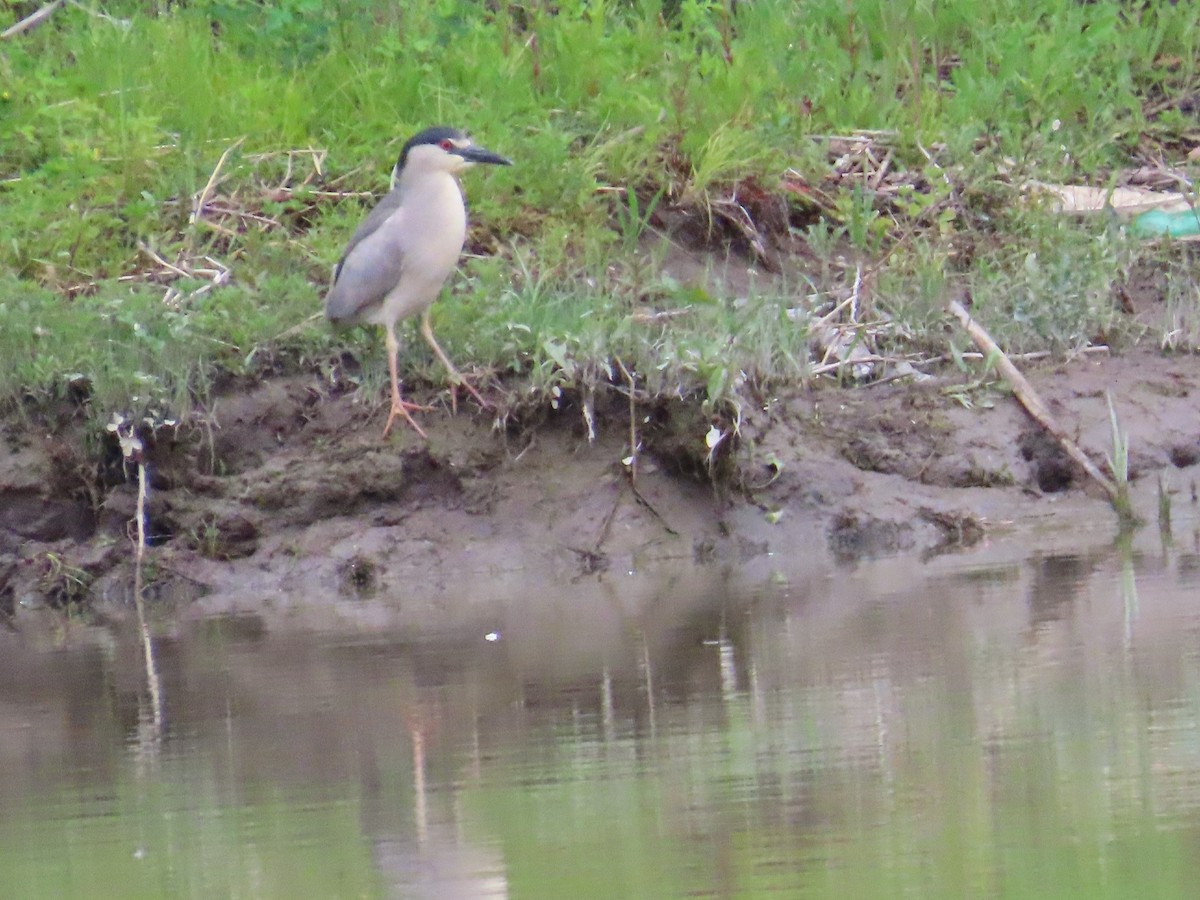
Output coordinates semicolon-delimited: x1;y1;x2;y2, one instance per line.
325;126;511;437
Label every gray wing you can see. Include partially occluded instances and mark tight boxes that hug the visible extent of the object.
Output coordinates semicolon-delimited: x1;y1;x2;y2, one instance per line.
324;191;407;323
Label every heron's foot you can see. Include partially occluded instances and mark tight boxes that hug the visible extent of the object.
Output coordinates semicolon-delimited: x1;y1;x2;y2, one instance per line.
447;371;492;415
382;397;433;440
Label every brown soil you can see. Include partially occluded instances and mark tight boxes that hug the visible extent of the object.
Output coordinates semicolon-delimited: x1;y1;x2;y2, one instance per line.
4;342;1200;619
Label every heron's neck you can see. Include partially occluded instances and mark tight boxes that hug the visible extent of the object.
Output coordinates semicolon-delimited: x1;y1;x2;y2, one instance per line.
395;165;461;197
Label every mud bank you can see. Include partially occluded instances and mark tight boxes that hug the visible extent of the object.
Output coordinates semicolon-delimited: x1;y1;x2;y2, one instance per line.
3;346;1200;618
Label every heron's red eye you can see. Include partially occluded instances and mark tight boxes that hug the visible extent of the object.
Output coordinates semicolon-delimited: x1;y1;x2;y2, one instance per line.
439;139;455;151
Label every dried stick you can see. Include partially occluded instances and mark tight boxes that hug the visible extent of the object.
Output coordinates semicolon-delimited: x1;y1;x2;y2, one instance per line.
271;311;323;342
947;299;1119;503
1;0;63;40
191;137;246;230
138;241;191;278
132;459;164;741
614;356;639;483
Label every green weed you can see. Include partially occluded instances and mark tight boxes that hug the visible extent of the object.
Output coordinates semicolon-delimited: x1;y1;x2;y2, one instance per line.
1105;391;1138;531
36;552;93;607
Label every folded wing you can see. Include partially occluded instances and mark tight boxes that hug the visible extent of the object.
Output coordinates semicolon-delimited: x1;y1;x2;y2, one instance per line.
324;192;407;323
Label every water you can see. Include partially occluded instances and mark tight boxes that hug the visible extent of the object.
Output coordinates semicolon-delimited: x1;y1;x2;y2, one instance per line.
3;528;1200;899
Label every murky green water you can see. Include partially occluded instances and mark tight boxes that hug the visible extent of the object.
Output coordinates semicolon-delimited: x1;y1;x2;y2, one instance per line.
4;529;1200;899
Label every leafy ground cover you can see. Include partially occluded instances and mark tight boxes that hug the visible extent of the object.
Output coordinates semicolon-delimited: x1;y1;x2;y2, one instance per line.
0;0;1196;427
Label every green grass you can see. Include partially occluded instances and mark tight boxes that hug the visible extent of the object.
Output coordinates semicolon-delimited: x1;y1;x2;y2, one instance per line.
0;0;1197;423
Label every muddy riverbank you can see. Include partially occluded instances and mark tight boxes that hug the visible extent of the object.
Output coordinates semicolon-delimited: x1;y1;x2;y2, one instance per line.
3;343;1200;620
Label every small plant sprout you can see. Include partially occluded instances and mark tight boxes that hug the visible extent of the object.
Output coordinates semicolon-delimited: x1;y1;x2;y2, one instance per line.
107;413;144;465
38;552;92;607
705;424;726;465
1157;473;1172;536
1104;391;1138;531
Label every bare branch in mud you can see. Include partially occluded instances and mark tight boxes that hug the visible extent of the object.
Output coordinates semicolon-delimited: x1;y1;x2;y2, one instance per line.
947;299;1122;508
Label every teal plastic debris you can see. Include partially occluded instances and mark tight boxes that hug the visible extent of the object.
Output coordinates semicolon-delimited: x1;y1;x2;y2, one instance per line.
1131;208;1200;239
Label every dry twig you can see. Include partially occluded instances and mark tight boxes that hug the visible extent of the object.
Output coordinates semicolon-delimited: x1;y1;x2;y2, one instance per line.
947;299;1119;504
613;356;640;483
191;138;246;233
1;0;64;40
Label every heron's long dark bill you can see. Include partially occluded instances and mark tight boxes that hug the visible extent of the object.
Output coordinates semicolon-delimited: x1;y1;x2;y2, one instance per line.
457;146;512;166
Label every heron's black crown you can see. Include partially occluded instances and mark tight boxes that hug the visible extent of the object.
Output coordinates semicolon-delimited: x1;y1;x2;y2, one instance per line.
395;126;466;173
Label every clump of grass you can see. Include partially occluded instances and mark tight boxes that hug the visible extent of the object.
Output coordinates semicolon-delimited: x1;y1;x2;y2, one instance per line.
35;552;93;608
953;210;1138;354
1159;256;1200;352
454;245;813;416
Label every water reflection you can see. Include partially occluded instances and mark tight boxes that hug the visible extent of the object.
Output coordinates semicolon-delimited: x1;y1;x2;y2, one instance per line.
3;528;1200;897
